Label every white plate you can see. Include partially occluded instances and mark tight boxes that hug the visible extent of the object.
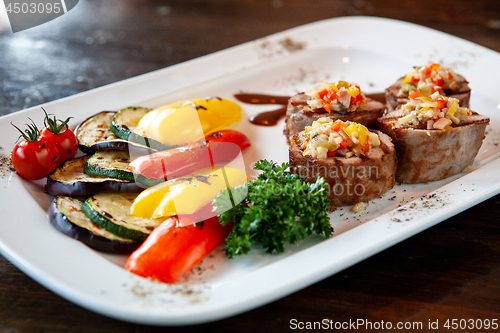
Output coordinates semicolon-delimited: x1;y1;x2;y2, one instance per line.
1;16;500;325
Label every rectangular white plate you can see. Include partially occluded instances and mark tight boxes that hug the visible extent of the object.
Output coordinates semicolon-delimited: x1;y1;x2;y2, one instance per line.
1;16;500;325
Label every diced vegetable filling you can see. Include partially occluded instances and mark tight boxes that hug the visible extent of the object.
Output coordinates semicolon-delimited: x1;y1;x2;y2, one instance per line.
295;118;380;159
305;81;366;113
399;63;461;97
398;91;471;129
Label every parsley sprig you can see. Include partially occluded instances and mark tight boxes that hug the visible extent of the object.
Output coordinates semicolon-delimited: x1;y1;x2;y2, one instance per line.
213;160;333;258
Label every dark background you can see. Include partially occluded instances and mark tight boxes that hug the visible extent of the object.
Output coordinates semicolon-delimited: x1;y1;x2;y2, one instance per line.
0;0;499;331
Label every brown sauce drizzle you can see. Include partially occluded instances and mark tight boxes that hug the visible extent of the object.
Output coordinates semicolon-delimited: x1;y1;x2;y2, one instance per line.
235;92;386;127
234;93;290;105
248;106;287;126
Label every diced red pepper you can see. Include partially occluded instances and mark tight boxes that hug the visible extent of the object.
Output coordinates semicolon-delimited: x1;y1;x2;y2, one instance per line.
425;63;440;77
433;78;444;86
410;76;419;84
327;151;336;157
354;93;365;105
339;139;349;150
436;99;446;109
432;88;444;95
332;121;342;132
361;144;369;154
409;91;423;100
327;90;338;102
318;89;329;99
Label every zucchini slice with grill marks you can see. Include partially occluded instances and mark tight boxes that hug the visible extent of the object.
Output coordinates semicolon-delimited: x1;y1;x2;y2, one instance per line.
81;193;163;241
84;150;163;187
75;111;157;155
46;156;142;196
47;196;140;253
110;107;174;151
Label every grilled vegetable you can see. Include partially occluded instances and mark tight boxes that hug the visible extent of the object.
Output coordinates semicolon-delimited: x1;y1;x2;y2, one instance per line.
75;111;157;155
47;196;140;253
84;150;162;187
40;107;78;164
134;97;242;146
130;167;247;220
46;156;142;196
82;193;163;241
11;119;60;180
128;130;250;181
125;213;231;283
213;160;333;258
110;107;172;151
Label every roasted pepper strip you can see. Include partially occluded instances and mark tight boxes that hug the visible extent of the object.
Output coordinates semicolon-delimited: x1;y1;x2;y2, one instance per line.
127;130;250;180
125;212;231;284
130;166;247;219
137;97;242;146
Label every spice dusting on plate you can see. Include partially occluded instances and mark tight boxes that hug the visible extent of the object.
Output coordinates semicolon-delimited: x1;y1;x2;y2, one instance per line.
128;280;208;305
0;147;14;178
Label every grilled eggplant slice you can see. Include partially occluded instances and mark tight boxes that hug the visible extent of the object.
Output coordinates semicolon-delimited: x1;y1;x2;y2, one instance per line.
110;107;174;151
75;111;157;155
81;193;163;241
48;196;140;253
84;150;163;187
46;156;143;196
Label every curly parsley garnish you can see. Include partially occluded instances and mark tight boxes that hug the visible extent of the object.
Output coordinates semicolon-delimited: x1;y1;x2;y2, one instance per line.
213;160;333;258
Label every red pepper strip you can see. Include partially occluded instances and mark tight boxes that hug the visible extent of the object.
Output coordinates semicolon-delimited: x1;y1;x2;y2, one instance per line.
125;210;231;284
339;139;349;150
128;130;250;180
204;129;251;151
409;91;423;100
327;151;336;157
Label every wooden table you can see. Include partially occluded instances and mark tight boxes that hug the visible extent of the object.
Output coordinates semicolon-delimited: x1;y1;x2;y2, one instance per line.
1;0;499;331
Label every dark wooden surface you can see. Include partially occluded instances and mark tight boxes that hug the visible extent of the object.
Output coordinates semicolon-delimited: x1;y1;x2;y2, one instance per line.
1;0;500;331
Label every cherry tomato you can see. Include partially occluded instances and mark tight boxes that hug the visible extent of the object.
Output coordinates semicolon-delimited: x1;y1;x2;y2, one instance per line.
11;120;60;180
204;129;251;151
40;127;78;164
40;108;78;165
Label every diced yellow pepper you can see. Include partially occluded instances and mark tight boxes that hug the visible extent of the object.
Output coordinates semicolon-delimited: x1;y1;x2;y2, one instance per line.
343;123;359;137
356;124;368;146
447;99;459;118
348;86;360;98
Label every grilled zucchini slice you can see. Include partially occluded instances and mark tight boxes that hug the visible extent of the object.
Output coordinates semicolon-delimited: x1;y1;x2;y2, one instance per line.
81;193;163;241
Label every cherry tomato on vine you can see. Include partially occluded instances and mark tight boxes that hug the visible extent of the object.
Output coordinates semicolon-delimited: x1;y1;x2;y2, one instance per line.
11;119;60;180
204;129;251;151
40;108;78;165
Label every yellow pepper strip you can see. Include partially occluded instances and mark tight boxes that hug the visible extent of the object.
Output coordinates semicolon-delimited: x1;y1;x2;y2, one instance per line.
130;167;247;219
138;97;242;146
